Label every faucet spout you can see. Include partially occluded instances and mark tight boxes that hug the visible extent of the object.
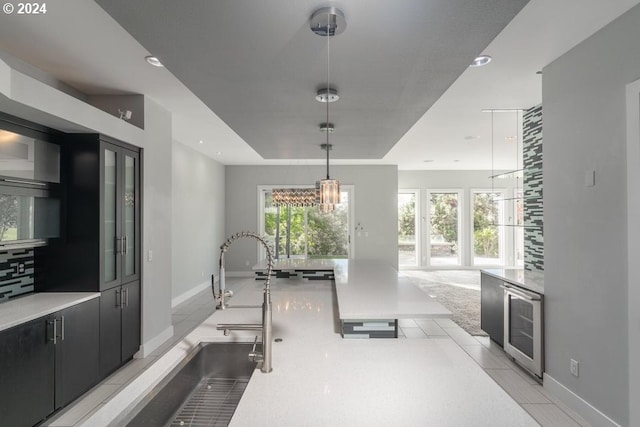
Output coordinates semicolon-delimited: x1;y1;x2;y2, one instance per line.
214;231;275;373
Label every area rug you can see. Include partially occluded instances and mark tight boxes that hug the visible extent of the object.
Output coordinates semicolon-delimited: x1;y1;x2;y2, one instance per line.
420;284;487;336
402;271;487;336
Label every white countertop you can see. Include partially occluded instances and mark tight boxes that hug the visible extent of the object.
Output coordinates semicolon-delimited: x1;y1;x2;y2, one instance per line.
77;278;537;427
481;268;544;294
254;258;452;320
0;292;101;332
334;260;452;319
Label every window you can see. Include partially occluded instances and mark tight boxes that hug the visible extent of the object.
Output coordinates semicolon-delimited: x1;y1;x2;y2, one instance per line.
427;191;462;266
259;186;352;260
398;191;419;266
472;190;505;265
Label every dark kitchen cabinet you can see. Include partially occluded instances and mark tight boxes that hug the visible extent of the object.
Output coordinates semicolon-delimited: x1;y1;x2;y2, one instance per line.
101;142;141;290
100;281;141;377
480;272;504;346
47;134;141;293
54;297;100;408
0;317;55;427
0;298;99;427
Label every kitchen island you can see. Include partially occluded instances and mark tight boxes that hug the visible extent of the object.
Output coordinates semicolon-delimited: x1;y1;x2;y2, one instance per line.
254;259;452;337
69;272;537;426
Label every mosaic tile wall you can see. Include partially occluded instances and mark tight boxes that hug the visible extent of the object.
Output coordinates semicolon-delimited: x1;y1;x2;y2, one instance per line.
255;269;334;281
523;104;544;271
0;248;35;302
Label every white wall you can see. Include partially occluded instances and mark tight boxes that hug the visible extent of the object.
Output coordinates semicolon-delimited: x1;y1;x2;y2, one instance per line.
225;165;398;272
399;170;522;268
171;141;225;304
542;4;640;425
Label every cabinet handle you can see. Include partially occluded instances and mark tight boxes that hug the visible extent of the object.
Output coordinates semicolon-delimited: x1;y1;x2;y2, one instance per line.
116;289;121;308
115;236;121;255
124;288;129;308
2;178;47;186
123;235;128;255
48;319;57;345
60;316;65;341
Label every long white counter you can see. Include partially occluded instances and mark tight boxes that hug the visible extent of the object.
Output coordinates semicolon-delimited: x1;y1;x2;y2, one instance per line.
0;292;101;332
70;277;537;427
253;259;451;337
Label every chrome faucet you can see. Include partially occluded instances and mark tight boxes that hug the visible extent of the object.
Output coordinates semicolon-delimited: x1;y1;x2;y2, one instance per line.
214;231;274;373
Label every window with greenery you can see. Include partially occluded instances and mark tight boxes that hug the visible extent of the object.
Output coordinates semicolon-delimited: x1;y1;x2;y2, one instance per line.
428;192;461;266
398;192;417;266
262;189;349;259
472;191;504;265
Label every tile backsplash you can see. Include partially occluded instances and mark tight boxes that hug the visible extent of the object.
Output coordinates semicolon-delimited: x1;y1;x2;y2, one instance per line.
0;248;35;302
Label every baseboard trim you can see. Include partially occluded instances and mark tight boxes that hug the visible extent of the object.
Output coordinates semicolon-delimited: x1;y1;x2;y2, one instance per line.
543;373;622;427
172;278;214;308
136;325;174;358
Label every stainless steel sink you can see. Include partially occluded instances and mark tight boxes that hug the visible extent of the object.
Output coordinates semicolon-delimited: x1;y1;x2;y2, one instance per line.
126;342;257;427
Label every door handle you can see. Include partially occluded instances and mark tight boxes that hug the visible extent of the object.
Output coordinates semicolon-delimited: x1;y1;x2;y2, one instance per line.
48;319;57;345
500;284;541;301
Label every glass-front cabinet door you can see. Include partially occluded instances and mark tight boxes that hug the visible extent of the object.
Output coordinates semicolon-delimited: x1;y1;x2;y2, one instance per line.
102;143;140;289
122;151;139;282
103;148;119;288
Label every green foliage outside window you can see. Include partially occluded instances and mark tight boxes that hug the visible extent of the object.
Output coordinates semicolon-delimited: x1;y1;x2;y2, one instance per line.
264;192;348;259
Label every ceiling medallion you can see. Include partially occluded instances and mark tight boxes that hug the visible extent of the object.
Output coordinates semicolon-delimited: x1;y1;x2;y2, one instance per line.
316;88;339;103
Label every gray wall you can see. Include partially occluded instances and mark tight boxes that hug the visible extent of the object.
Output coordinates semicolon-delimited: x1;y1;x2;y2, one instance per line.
543;5;640;425
140;97;173;354
398;170;522;267
171;141;225;301
225;165;398;272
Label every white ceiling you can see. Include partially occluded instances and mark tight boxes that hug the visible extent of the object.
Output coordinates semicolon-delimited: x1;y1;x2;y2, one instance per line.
0;0;638;170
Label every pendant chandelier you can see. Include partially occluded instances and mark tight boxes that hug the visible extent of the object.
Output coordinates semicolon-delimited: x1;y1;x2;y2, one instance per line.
311;7;345;212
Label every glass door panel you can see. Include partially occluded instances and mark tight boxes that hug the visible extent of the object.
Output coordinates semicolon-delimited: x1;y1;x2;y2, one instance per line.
123;154;136;277
398;192;417;266
103;149;118;283
508;296;534;358
261;188;350;259
308;190;349;259
428;192;460;266
472;191;504;265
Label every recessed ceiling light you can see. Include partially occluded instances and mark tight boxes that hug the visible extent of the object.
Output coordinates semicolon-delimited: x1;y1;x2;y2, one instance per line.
470;55;491;67
216;151;222;155
505;136;517;142
145;55;164;67
199;140;204;144
316;88;339;103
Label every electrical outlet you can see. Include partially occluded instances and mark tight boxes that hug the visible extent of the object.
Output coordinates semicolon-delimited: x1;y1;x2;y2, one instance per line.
570;359;579;377
16;263;25;274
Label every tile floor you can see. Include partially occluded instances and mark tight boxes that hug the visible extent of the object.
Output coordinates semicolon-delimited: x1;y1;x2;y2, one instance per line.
46;279;591;427
398;319;590;427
